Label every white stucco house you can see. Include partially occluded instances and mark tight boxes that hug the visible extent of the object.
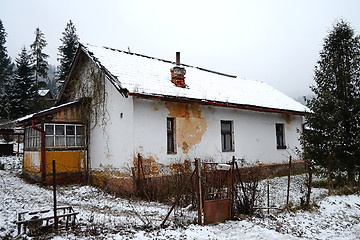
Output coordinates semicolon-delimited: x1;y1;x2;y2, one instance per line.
21;43;308;186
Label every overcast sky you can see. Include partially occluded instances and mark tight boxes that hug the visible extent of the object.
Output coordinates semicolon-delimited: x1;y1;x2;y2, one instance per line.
1;0;360;99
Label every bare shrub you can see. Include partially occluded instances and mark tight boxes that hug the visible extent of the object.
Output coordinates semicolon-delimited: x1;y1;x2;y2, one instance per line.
136;167;196;207
234;164;263;216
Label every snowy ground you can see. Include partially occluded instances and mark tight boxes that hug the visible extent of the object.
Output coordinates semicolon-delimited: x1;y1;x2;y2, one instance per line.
0;156;359;239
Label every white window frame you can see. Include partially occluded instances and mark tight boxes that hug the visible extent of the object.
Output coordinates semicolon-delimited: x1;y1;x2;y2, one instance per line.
221;120;234;152
167;118;176;154
45;123;84;148
24;125;41;149
275;123;286;149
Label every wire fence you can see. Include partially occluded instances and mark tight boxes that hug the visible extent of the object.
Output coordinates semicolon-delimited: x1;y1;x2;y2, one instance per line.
232;157;310;216
0;154;310;217
45;161;84;175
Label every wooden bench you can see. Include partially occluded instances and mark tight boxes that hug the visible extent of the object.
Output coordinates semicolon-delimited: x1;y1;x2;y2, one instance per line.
17;206;78;235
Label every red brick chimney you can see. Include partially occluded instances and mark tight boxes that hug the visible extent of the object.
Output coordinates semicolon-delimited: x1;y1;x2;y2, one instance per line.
170;52;186;88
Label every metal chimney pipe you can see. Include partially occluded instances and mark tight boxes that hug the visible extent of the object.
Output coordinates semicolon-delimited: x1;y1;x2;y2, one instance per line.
176;52;180;65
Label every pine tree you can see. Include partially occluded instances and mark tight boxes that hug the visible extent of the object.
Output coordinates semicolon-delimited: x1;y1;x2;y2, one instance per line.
57;20;79;84
30;27;49;90
0;19;13;120
46;64;58;97
4;46;35;119
305;20;360;182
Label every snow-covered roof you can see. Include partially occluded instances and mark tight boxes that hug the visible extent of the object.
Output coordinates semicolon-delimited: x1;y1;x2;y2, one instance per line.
82;44;308;114
38;89;50;97
15;101;79;124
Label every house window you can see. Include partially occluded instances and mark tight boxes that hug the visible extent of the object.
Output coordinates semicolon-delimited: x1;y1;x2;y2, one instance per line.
221;120;234;152
24;125;41;149
167;118;176;154
45;123;84;148
276;123;286;149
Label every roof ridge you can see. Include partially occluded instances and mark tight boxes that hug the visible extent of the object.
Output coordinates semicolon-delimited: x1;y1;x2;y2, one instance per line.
86;44;237;78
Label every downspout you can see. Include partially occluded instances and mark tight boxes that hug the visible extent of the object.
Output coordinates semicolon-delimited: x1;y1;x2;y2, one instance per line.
302;121;312;206
302;122;309;154
32;120;46;184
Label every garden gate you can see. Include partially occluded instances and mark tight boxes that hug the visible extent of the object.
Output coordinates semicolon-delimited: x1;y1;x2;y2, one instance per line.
197;160;234;225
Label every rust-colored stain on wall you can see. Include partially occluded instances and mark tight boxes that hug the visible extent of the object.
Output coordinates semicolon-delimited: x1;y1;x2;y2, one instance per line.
133;155;160;177
169;159;191;172
165;102;207;153
153;104;160;111
281;114;293;129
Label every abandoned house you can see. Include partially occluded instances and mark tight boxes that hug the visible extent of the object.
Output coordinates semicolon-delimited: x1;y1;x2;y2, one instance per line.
17;43;308;187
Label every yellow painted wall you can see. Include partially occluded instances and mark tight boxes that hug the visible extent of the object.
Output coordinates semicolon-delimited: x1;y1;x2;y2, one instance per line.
24;151;41;174
23;150;85;176
45;150;85;175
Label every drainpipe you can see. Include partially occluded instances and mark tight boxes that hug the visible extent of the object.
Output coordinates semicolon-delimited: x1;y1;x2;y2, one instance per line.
302;121;309;154
32;120;46;184
302;121;312;206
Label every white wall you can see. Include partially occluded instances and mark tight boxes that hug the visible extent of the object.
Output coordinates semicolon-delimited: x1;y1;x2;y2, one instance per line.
88;77;134;171
132;98;303;166
88;82;303;172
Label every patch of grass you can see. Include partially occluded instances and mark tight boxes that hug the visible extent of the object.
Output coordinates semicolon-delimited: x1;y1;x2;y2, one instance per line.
333;185;359;195
280;200;320;214
311;180;328;188
312;179;359;195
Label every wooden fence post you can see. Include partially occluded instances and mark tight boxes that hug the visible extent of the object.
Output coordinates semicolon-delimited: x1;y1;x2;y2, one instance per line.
231;156;235;219
286;156;292;206
195;158;203;225
267;180;270;214
306;159;313;206
53;160;58;230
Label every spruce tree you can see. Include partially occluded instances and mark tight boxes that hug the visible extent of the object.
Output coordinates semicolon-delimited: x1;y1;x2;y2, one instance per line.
305;20;360;182
5;46;35;119
30;27;49;90
0;19;13;120
57;20;79;84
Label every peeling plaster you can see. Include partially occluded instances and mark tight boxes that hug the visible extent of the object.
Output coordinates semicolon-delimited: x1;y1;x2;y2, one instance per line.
165;102;207;154
153;105;160;111
133;154;160;176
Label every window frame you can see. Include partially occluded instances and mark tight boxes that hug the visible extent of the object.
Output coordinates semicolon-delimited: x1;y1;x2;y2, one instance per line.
44;123;84;149
167;118;176;154
221;120;234;152
275;123;286;149
24;125;41;150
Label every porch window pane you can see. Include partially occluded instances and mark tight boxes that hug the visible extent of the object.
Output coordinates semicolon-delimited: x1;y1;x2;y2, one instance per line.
45;125;54;135
66;125;75;135
55;125;64;135
45;136;54;147
76;136;84;146
66;136;75;146
76;126;82;135
55;136;65;146
35;137;40;147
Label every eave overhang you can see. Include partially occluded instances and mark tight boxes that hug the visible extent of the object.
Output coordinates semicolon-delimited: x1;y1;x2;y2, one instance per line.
16;101;80;126
129;92;306;116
